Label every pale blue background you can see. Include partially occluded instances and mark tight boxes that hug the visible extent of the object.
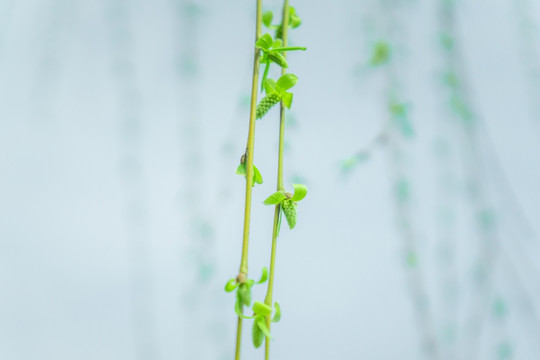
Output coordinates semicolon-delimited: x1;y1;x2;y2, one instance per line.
1;0;540;359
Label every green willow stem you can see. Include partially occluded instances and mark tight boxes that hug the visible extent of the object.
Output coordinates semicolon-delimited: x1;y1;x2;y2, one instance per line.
271;46;306;51
235;1;263;359
234;316;243;360
264;1;290;359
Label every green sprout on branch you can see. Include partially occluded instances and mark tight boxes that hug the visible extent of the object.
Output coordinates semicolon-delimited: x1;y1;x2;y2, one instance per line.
234;300;281;348
236;154;263;186
255;33;306;90
225;267;269;313
256;74;298;119
263;7;301;39
263;183;307;230
229;2;306;358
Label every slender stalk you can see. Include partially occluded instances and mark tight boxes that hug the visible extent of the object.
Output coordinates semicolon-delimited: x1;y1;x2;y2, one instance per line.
437;3;502;359
235;316;243;360
264;2;290;359
235;1;263;359
239;0;263;277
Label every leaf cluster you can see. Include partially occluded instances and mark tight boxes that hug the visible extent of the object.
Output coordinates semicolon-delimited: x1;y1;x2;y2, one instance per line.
237;301;281;348
263;7;301;35
256;31;306;105
236;162;264;186
263;184;307;230
225;267;268;310
256;33;306;69
225;268;281;348
261;74;298;110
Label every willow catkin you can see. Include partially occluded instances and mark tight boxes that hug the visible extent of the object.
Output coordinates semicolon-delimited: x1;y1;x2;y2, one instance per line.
281;199;297;229
238;283;252;306
252;321;264;348
256;93;281;119
275;26;283;41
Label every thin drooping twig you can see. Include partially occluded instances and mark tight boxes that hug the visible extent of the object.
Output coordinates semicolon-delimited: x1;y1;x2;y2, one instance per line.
437;2;508;358
263;4;290;360
234;1;263;359
377;1;441;358
432;136;459;360
514;0;540;137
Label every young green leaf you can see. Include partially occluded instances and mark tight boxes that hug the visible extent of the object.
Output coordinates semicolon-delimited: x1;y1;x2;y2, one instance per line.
272;39;283;49
236;163;246;176
237;163;263;186
370;41;391;66
289;7;302;28
276;74;298;92
262;11;273;28
235;297;255;319
267;52;288;68
256;33;273;50
235;296;242;315
281;92;293;109
252;320;264;348
256;317;272;339
253;301;273;317
270;46;307;52
256;266;269;284
263;191;287;205
225;278;238;292
253;165;264;184
291;184;307;201
272;302;281;323
263;78;277;94
275;6;301;39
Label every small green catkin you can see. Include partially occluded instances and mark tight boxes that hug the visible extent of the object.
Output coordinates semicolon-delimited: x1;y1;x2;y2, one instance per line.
275;26;283;40
256;94;281;119
252;321;264;348
281;199;297;229
238;283;252;306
